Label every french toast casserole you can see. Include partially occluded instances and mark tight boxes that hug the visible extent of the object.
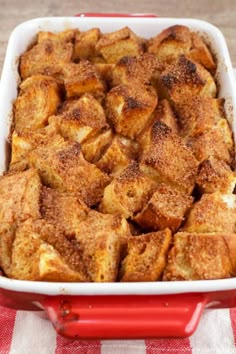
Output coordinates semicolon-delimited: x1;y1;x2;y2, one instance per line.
0;24;236;283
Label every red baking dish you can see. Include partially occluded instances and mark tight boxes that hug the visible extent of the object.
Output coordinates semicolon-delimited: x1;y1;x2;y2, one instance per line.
0;14;236;339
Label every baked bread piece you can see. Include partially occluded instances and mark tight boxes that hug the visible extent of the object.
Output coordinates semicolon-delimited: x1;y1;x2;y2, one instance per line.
48;93;108;144
151;99;179;135
159;55;216;104
111;53;161;87
119;229;172;281
106;84;157;139
96;135;138;175
63;61;105;98
134;183;193;232
81;128;113;163
9;219;89;281
28;136;110;206
147;25;216;70
73;28;101;61
176;97;225;138
196;157;236;194
186;120;233;164
163;232;236;280
20;38;73;80
40;187;89;237
14;75;61;132
182;192;236;233
0;168;41;224
75;210;131;282
37;29;78;44
140;122;199;194
99;161;157;218
96;26;144;63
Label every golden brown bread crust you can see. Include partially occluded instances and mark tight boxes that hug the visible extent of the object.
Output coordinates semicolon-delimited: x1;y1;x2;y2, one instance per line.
147;25;216;70
37;29;78;44
134;183;193;232
96;135;137;175
119;229;172;281
186;122;233;164
99;162;157;218
176;97;225;138
40;187;89;237
182;193;236;233
196;157;236;194
63;61;105;98
159;55;216;104
28;137;110;206
148;99;179;135
0;168;41;224
48;93;108;144
96;26;144;63
75;210;131;282
14;75;61;132
111;53;161;87
9;219;89;281
20;39;73;80
163;232;236;281
73;28;101;61
106;84;157;139
140;122;199;194
81;128;113;163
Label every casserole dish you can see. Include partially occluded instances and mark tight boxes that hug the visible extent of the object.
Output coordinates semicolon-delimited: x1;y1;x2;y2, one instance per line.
0;14;236;339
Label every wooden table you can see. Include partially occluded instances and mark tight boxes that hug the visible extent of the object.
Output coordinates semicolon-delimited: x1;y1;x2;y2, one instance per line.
0;0;236;72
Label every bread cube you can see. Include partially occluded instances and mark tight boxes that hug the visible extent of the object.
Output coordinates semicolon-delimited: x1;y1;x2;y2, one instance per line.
140;122;199;194
147;25;192;64
96;135;138;175
119;229;172;281
96;26;143;63
0;223;16;276
73;28;101;61
75;210;131;282
163;232;236;281
14;75;61;132
187;120;233;164
28;137;110;206
134;183;193;232
190;32;216;71
159;55;216;103
20;39;73;79
37;29;78;44
48;93;107;144
147;25;216;70
151;99;179;134
81;128;113;163
177;97;225;138
196;157;236;194
0;168;41;225
63;61;105;98
99;162;157;218
10;219;89;281
106;84;157;138
40;187;89;237
111;53;161;86
182;193;236;233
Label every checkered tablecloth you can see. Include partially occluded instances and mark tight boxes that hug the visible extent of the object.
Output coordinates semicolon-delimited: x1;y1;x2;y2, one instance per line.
0;306;236;354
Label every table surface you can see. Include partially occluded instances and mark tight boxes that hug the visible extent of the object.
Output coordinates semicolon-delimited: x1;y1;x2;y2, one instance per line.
0;0;236;73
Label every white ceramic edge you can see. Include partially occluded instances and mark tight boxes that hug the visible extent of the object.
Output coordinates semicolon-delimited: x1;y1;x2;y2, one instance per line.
0;17;236;296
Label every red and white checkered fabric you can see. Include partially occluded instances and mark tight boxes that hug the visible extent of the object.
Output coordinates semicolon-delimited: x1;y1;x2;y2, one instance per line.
0;306;236;354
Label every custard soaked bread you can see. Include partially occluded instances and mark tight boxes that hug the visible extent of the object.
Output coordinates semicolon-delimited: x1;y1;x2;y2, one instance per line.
0;24;234;282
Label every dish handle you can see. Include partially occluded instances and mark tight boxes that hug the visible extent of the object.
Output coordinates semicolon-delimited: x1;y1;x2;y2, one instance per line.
42;293;207;339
